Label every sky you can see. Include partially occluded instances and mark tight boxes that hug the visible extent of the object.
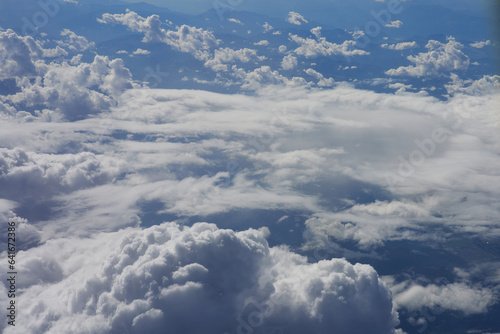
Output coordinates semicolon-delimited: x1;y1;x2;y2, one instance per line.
0;0;499;333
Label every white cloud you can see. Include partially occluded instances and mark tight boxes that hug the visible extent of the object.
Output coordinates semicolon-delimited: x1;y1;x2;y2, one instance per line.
132;48;151;55
381;41;418;50
0;29;40;79
98;10;218;60
311;26;322;39
304;68;334;87
289;33;370;57
262;22;274;33
2;222;399;334
58;29;95;52
470;40;491;48
445;74;500;96
228;18;243;25
281;54;297;70
389;280;496;315
236;66;308;90
5;54;135;120
386;20;403;28
204;47;265;72
287;11;308;25
386;37;469;77
254;40;269;46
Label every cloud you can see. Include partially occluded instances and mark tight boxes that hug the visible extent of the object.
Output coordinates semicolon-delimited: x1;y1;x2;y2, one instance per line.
381;41;418;50
98;10;218;60
262;22;274;33
5;54;135;120
389;279;496;315
0;29;40;80
228;18;243;25
0;200;41;251
58;29;95;52
386;20;403;28
445;74;500;96
281;54;297;70
204;47;265;72
132;48;151;55
254;40;269;46
287;11;308;25
386;37;469;77
470;40;491;48
0;147;125;202
289;32;370;57
3;222;399;334
304;68;334;87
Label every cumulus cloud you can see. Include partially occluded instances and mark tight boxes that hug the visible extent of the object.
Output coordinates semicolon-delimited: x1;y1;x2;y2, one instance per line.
470;40;491;48
254;40;269;46
262;22;274;33
304;68;334;87
0;29;40;79
386;37;469;77
98;10;218;60
0;147;124;201
228;18;243;25
58;29;95;52
281;54;297;70
0;200;41;251
0;29;136;120
287;11;308;25
381;41;418;50
289;32;370;57
204;47;265;72
2;222;399;334
386;20;403;28
445;74;500;96
5;54;135;120
389;279;496;315
132;48;151;55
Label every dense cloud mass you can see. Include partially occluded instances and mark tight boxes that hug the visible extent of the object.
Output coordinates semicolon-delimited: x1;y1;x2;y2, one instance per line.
1;223;399;334
0;2;499;333
386;37;470;77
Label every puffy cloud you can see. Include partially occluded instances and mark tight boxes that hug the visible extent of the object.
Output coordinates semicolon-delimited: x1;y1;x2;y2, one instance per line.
304;68;334;87
470;40;491;48
228;18;243;25
445;74;500;96
386;20;403;28
0;29;40;79
204;47;265;72
0;147;124;202
97;10;167;42
58;29;95;52
381;41;418;50
287;11;308;25
3;222;399;334
262;22;274;33
386;37;469;77
281;54;297;70
289;33;369;57
254;40;269;46
5;54;135;120
389;279;496;315
132;48;151;55
236;66;308;90
98;10;218;60
0;200;41;251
